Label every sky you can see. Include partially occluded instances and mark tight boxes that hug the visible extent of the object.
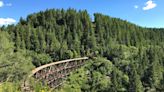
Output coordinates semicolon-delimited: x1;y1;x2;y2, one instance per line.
0;0;164;28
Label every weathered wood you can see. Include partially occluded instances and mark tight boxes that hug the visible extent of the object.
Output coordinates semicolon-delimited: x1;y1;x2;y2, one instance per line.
29;57;88;77
28;57;89;89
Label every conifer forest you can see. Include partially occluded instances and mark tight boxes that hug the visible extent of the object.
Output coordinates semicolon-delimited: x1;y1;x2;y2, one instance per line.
0;9;164;92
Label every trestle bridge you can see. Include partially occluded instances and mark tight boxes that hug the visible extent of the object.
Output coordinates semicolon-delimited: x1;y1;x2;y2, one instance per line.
29;57;89;88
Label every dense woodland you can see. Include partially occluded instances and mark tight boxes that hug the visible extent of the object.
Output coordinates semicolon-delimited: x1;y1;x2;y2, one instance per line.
0;9;164;92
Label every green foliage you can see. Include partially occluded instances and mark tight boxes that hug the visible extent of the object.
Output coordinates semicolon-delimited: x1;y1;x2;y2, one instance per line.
30;79;51;92
129;64;144;92
59;58;113;92
0;31;13;52
27;51;52;67
63;50;74;59
0;9;164;91
0;82;20;92
0;32;34;82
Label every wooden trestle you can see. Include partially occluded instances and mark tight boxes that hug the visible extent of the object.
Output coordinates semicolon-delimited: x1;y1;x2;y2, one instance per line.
29;57;89;88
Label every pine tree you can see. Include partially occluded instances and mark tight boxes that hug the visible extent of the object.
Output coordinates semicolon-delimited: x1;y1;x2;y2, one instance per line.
129;64;143;92
38;28;46;52
111;69;119;92
25;27;31;50
15;30;21;50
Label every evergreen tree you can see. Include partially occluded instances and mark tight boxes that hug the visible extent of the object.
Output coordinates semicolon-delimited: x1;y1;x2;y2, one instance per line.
129;64;144;92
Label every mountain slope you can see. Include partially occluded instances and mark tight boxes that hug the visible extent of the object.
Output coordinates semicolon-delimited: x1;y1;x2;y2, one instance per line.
0;9;164;91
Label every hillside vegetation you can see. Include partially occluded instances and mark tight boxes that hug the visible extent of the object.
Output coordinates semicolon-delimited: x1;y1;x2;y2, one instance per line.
0;9;164;92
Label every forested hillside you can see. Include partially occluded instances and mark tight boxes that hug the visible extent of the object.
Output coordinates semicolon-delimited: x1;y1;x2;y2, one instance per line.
0;9;164;92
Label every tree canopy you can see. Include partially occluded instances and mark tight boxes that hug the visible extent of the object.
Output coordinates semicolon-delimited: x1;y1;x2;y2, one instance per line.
0;9;164;91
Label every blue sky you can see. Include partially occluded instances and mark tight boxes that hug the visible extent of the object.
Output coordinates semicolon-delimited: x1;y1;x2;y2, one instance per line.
0;0;163;28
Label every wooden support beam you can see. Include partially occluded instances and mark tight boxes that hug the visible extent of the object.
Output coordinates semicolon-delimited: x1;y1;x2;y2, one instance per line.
29;57;89;88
